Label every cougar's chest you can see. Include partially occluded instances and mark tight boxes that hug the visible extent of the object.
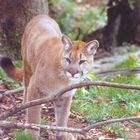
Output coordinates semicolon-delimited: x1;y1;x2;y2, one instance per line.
37;73;76;98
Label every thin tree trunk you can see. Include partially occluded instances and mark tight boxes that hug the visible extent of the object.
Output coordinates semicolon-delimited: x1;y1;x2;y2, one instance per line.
135;0;140;43
0;0;48;58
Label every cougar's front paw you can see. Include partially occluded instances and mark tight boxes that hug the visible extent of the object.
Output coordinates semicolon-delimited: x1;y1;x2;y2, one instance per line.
56;133;76;140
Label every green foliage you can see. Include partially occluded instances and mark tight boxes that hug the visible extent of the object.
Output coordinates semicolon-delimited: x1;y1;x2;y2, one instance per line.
0;69;12;82
7;116;17;122
104;123;127;138
12;131;36;140
0;69;18;89
16;59;23;68
50;0;107;40
72;79;140;121
115;58;136;69
0;59;22;89
41;117;48;125
115;48;140;70
72;51;140;137
0;60;22;89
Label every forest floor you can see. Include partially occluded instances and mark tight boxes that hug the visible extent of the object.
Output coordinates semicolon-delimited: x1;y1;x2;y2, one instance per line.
0;88;139;140
0;47;140;140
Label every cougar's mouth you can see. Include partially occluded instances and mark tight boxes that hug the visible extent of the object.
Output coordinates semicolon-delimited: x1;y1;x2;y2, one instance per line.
64;70;83;82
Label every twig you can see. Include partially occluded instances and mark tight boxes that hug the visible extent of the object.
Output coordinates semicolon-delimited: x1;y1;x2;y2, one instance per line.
0;80;140;120
4;86;24;95
0;89;7;93
97;67;140;77
0;121;82;134
0;116;140;134
83;116;140;133
12;94;23;101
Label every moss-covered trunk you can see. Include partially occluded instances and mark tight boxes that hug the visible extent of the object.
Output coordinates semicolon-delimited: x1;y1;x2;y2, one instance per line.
0;0;48;58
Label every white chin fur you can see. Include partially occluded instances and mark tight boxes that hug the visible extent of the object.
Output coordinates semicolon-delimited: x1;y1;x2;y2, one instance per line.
73;73;81;78
65;71;72;77
70;77;80;82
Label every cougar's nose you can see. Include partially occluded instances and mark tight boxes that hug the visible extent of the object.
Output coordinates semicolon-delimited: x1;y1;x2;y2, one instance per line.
67;68;82;78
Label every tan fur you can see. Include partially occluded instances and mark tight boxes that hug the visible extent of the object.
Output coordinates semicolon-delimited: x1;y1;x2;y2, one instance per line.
0;55;23;82
5;67;23;82
1;15;99;140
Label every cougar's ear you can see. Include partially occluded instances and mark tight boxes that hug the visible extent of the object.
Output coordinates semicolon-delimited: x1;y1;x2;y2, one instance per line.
84;40;99;56
62;35;72;52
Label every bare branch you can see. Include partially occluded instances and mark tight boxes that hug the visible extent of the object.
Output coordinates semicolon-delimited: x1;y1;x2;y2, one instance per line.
0;116;140;134
1;80;140;120
3;67;140;96
4;86;24;95
97;67;140;77
0;121;82;134
83;116;140;133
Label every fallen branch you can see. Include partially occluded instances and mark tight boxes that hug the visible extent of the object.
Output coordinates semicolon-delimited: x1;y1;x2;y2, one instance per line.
1;80;140;120
3;67;140;95
83;116;140;133
0;116;140;134
4;86;24;95
97;67;140;77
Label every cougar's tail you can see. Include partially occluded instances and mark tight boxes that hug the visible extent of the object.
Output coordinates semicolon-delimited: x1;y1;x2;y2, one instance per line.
0;56;23;82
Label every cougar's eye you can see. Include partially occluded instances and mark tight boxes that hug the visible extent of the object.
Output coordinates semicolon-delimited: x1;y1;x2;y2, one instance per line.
79;60;86;65
65;57;71;64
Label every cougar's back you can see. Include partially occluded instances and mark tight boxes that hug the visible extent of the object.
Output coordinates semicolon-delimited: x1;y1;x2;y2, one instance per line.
21;15;62;67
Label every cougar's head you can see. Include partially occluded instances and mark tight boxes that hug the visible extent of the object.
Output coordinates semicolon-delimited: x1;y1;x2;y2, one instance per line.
61;35;99;81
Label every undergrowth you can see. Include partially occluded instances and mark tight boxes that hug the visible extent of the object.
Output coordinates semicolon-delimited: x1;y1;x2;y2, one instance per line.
0;69;19;89
50;0;107;40
72;51;140;137
12;131;36;140
0;60;22;89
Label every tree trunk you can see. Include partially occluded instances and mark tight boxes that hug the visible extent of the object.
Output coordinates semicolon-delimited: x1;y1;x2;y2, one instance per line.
84;0;140;52
0;0;48;58
135;0;140;43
